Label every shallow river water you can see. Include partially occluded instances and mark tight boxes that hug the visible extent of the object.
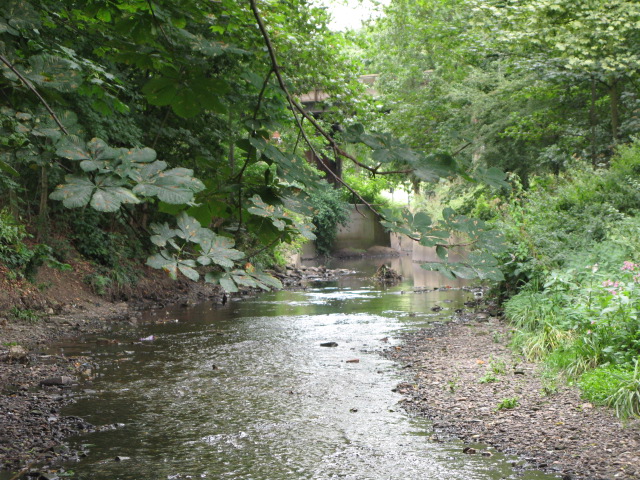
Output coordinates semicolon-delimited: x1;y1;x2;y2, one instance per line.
55;258;559;480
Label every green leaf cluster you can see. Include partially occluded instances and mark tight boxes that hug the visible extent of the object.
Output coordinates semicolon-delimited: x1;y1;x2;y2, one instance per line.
380;206;505;281
146;211;281;292
50;138;204;212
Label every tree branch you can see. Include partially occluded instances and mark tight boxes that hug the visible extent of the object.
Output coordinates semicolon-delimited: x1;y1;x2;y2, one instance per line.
249;0;382;217
253;69;274;121
0;54;70;135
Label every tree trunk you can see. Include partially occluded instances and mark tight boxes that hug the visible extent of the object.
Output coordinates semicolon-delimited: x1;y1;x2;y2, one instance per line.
38;165;48;240
229;142;235;174
590;76;597;165
609;78;620;144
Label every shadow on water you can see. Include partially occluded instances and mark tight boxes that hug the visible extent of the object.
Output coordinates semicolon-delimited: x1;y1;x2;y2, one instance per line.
43;258;560;480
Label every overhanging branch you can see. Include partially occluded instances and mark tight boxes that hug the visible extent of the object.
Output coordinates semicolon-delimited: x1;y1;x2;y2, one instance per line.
0;54;70;135
249;0;380;216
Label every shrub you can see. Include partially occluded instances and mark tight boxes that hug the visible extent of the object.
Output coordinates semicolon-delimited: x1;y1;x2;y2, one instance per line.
0;208;62;280
309;182;350;256
605;359;640;419
84;264;140;299
579;364;632;405
65;209;145;267
580;361;640;419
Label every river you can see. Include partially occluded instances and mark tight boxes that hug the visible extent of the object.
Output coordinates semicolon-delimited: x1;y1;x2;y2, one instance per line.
54;257;559;479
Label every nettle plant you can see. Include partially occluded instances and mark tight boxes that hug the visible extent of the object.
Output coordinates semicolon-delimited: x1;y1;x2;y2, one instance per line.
585;262;640;364
548;262;640;367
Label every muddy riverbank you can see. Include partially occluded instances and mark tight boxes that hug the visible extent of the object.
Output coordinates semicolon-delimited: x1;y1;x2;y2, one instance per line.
386;314;640;480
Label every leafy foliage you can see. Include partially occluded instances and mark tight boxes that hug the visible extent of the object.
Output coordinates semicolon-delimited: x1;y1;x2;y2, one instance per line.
51;138;204;211
247;194;316;241
580;362;640;419
0;0;517;290
307;183;350;256
0;208;67;279
147;211;281;292
381;206;505;281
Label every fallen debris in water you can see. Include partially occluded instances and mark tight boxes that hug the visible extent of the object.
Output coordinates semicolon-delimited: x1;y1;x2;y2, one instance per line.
372;264;402;284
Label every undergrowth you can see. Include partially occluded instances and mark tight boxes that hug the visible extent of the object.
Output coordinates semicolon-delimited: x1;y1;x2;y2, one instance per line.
484;141;640;419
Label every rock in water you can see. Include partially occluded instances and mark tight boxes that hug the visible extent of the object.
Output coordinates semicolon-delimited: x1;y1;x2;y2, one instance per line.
40;376;74;387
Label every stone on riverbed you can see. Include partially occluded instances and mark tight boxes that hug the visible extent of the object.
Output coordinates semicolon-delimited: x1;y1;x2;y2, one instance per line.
40;376;74;387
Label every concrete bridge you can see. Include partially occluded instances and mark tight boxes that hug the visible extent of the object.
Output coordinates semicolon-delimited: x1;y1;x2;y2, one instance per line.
298;74;379;113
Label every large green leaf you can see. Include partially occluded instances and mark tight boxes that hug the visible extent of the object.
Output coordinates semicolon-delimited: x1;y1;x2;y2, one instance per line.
22;55;82;92
275;152;313;187
175;211;206;243
473;167;509;190
231;270;259;288
90;179;139;212
146;250;179;279
132;167;204;204
114;146;157;172
56;137;117;165
142;76;179;107
247;194;315;239
204;272;239;293
413;153;459;182
247;194;288;230
50;174;139;212
413;211;432;230
127;160;167;183
146;251;201;281
142;74;228;117
178;260;200;281
218;275;239;293
0;158;18;176
186;200;231;226
250;272;283;291
197;234;244;268
0;17;19;36
149;222;179;248
293;220;316;240
49;175;95;208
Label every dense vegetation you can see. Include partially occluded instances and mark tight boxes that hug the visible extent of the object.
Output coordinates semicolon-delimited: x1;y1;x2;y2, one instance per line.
363;0;640;418
0;0;505;296
2;0;640;416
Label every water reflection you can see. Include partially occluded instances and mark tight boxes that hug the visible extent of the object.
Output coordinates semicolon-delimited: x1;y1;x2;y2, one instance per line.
315;254;468;290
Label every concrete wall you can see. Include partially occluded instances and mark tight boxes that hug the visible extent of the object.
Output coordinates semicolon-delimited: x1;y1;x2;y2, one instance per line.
381;255;468;288
391;232;464;262
390;233;413;253
332;204;390;251
293;205;462;264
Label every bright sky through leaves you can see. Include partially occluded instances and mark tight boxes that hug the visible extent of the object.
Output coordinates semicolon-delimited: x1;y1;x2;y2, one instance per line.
319;0;389;31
